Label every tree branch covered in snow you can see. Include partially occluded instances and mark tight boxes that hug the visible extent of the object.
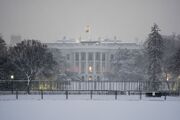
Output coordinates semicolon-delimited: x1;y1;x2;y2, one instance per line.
8;40;57;92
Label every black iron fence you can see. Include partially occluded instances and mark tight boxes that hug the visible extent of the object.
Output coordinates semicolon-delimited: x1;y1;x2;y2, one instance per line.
0;80;179;93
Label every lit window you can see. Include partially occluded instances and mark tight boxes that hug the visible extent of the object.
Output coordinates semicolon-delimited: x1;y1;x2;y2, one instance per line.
88;66;93;73
88;76;92;80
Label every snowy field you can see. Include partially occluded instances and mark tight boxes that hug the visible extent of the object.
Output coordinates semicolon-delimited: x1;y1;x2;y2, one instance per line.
1;94;180;101
0;95;180;120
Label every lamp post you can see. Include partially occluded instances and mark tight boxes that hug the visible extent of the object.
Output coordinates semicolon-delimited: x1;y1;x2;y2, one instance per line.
10;75;14;94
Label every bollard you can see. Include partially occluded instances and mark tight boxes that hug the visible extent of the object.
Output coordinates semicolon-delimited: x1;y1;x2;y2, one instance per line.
16;90;18;100
41;90;43;99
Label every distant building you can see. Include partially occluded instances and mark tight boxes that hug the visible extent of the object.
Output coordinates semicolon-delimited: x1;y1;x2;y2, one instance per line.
9;35;22;46
47;39;141;81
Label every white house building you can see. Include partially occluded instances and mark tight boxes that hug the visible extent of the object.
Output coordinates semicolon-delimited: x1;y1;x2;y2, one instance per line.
47;38;141;81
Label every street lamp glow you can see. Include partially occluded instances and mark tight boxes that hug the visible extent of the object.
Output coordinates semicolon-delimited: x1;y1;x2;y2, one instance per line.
166;77;169;81
10;75;14;79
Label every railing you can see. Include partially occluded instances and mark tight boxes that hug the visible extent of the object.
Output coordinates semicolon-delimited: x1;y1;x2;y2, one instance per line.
0;80;179;93
0;80;179;100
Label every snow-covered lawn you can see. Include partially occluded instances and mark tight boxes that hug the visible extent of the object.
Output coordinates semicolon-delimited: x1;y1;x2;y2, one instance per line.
0;100;180;120
1;94;180;101
0;95;180;120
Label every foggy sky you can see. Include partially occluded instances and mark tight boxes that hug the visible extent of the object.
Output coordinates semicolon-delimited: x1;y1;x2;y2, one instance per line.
0;0;180;43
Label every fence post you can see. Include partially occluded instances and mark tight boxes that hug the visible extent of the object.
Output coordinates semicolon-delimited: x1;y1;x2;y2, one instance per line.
16;90;18;100
27;85;30;95
139;91;142;100
11;81;14;94
66;90;68;100
164;92;167;101
90;90;93;100
115;91;117;100
41;90;43;99
164;95;166;100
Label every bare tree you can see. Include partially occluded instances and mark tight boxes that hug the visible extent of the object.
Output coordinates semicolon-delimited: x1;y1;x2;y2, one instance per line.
9;40;56;93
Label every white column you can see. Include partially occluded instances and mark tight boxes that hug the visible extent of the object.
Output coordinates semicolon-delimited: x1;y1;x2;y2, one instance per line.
100;52;102;76
79;52;81;74
105;53;107;73
73;52;75;72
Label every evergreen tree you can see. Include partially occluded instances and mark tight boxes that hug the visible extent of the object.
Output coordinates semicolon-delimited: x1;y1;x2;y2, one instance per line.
0;36;7;79
0;36;6;53
144;24;164;91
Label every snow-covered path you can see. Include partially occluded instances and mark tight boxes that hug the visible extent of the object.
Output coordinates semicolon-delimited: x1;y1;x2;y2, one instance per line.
0;99;180;120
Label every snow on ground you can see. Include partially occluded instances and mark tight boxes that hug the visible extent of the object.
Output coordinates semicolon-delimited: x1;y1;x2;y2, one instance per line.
0;95;180;120
1;94;180;101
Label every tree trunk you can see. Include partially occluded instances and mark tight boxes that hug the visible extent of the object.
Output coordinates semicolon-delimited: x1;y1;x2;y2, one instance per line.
26;74;31;94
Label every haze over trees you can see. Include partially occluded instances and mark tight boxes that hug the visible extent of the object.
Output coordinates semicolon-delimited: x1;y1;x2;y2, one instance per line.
162;35;180;80
110;48;146;81
111;24;180;90
0;23;180;92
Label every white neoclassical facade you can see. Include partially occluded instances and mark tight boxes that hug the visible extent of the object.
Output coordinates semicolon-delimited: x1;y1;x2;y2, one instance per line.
47;39;141;81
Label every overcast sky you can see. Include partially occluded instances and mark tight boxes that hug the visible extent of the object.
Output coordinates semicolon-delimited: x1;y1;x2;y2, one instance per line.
0;0;180;43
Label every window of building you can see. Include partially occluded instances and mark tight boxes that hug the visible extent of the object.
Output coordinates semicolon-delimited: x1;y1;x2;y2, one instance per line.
75;52;79;61
96;62;100;73
88;76;92;80
97;76;100;81
88;65;93;73
66;54;70;60
96;52;100;61
81;76;85;81
81;52;86;61
102;62;105;73
88;60;93;73
102;53;105;61
110;54;114;60
75;62;79;73
88;52;93;61
81;62;86;73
